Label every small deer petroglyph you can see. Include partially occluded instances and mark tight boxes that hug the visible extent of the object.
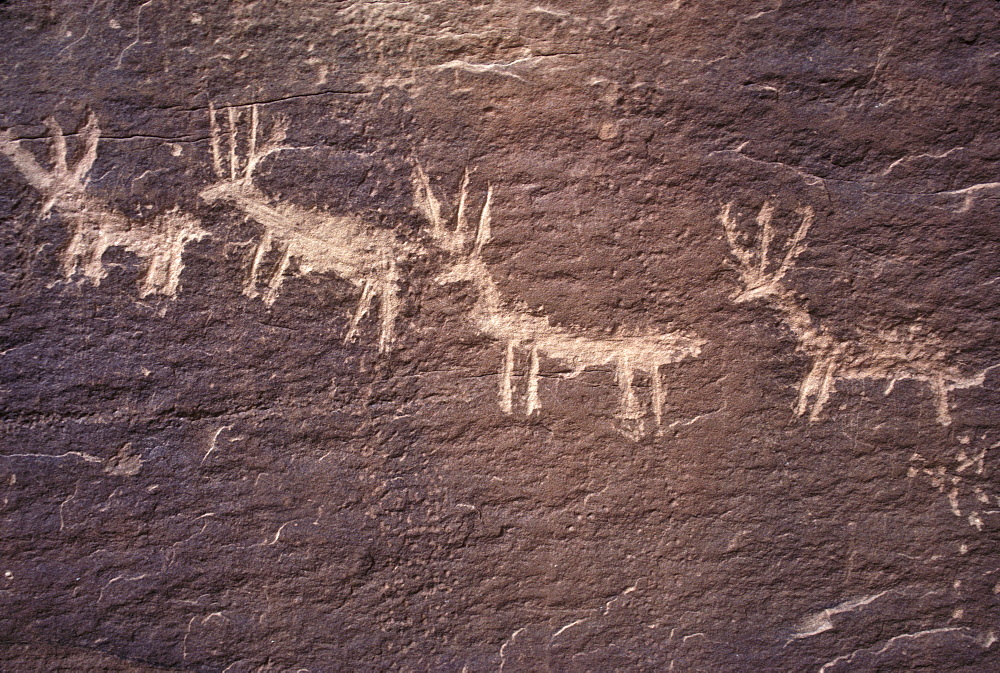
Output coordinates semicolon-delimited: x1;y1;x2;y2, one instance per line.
0;111;205;296
720;201;994;425
200;103;409;351
414;164;703;437
910;436;1000;531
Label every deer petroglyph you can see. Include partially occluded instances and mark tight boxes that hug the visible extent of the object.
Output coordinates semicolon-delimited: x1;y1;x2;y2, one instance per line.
415;164;703;437
910;434;1000;531
0;111;206;296
200;104;409;351
720;201;994;425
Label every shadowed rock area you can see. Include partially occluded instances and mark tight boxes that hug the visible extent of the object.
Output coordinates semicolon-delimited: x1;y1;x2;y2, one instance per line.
0;1;997;670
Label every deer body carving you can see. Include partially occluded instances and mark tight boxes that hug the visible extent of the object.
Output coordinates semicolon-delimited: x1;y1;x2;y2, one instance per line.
415;165;703;437
720;202;993;425
0;112;205;296
199;104;406;351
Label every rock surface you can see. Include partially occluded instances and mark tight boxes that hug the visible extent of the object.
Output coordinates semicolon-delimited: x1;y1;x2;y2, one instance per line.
0;1;998;670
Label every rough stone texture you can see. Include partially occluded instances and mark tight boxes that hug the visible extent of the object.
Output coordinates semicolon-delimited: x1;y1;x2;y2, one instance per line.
0;1;998;671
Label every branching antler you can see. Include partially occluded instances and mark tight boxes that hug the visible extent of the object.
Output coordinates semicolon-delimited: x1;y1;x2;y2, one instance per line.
0;111;100;215
413;162;492;255
207;103;288;186
719;201;814;303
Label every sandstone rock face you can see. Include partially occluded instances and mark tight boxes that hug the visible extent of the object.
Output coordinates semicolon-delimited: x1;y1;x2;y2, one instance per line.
0;1;997;670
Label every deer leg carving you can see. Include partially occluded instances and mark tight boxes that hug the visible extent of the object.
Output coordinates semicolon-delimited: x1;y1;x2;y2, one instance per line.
139;252;166;298
796;352;839;421
526;345;540;415
500;341;516;414
159;254;180;297
615;359;649;439
61;219;88;280
262;242;291;306
141;223;172;296
344;280;377;344
161;231;189;297
651;365;664;430
615;359;643;422
809;356;839;422
376;263;400;353
81;227;108;285
244;231;273;298
796;356;825;418
931;374;952;426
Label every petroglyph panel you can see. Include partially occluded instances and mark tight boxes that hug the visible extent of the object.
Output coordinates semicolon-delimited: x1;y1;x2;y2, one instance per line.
0;1;997;672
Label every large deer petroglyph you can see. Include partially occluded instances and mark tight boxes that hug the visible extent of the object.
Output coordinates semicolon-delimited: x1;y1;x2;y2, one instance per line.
720;201;994;425
414;164;703;437
0;112;206;296
200;104;409;351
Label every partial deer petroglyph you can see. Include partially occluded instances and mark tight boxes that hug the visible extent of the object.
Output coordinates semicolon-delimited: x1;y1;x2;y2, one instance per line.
415;164;703;438
0;111;205;296
200;104;409;351
910;435;1000;531
720;201;994;425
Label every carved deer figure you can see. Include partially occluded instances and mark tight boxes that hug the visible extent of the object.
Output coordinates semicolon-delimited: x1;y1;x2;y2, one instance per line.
720;201;994;425
199;103;408;351
0;111;205;296
909;436;1000;531
414;164;703;437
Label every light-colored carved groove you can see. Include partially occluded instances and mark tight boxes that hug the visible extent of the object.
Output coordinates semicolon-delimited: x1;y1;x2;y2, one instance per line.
721;201;994;425
0;111;205;296
417;163;703;438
